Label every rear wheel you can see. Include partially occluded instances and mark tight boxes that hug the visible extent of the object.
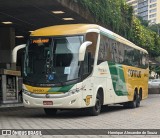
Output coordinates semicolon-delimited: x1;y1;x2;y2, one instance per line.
89;93;101;116
136;94;140;107
129;94;137;108
44;108;57;116
124;92;140;108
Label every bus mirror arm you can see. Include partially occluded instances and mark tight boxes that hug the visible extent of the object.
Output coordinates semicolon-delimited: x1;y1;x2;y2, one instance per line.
12;44;26;63
11;44;26;70
79;41;92;61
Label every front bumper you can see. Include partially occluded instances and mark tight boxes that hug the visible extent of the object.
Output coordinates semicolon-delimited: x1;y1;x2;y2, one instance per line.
23;92;82;109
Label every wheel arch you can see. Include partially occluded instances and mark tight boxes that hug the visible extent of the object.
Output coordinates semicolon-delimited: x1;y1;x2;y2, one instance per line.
96;87;104;105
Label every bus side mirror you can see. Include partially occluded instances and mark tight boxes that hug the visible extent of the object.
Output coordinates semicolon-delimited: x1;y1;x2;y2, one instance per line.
12;44;26;63
79;41;92;61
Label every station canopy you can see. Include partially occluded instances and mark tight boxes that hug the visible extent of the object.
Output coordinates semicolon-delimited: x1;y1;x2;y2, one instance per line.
0;0;89;38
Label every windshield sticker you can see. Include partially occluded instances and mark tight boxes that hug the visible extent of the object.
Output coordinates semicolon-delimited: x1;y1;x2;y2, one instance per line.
64;67;71;74
48;74;54;81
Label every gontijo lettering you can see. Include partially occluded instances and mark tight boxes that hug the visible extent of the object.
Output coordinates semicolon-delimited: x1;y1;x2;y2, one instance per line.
128;69;141;78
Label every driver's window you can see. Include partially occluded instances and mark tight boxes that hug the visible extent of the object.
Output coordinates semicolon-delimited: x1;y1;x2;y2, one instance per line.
83;32;98;75
85;32;98;59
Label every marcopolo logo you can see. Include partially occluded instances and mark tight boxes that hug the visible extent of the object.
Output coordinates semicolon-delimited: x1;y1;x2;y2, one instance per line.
128;69;141;78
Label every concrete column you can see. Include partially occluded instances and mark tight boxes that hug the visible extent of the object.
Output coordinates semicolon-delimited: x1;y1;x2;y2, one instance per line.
0;27;15;64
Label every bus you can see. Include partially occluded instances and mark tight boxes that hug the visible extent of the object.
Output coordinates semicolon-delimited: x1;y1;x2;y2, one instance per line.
22;24;149;116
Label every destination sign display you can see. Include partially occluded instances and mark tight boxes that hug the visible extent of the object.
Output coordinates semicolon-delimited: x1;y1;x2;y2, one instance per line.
32;39;49;44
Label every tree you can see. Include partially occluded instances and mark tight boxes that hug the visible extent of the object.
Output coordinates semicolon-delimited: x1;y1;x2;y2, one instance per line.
78;0;160;57
137;16;149;27
148;23;160;35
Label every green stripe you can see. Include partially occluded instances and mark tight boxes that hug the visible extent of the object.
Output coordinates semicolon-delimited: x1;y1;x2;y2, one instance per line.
48;84;74;93
108;62;128;96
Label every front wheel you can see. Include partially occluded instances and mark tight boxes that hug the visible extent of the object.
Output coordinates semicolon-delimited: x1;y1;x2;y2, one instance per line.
44;108;57;116
89;93;101;116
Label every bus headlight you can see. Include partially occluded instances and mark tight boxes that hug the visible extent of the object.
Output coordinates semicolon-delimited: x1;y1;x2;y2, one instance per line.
68;88;80;96
23;89;32;96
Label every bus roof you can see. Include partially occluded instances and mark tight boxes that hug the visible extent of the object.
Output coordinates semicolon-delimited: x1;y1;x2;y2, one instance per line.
31;24;99;36
31;24;148;54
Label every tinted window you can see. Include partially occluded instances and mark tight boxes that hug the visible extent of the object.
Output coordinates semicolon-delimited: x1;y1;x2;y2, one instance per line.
98;34;148;69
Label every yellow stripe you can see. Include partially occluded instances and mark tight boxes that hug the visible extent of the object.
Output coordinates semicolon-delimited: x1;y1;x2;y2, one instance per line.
25;84;50;93
31;24;99;36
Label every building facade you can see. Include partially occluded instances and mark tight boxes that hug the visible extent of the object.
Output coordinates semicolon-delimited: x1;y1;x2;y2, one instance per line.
126;0;160;24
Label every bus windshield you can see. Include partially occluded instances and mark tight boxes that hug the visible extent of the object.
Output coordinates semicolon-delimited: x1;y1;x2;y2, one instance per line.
23;36;83;85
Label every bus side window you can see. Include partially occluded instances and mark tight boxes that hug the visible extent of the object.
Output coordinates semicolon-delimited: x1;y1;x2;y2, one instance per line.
97;34;110;64
98;35;105;64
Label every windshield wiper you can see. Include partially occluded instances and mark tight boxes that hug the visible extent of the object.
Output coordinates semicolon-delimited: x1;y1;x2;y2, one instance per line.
44;40;64;86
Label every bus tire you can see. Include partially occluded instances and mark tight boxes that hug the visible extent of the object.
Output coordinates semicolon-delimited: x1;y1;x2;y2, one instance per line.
130;92;140;108
136;94;140;107
89;93;101;116
44;108;57;116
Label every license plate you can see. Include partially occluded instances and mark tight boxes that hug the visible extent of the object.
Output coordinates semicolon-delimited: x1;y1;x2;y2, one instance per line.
43;101;53;105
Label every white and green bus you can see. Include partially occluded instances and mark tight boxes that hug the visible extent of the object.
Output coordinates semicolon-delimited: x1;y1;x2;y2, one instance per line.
22;24;149;116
